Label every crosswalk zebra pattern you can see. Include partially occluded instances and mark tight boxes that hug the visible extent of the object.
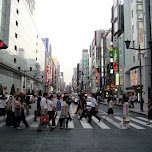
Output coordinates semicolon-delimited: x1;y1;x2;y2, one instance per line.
0;114;151;130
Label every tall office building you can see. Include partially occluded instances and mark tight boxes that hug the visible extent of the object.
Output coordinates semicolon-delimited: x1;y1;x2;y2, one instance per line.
0;0;45;94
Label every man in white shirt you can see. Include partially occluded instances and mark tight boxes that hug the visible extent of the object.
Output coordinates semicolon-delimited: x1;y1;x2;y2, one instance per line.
87;93;101;123
37;92;53;132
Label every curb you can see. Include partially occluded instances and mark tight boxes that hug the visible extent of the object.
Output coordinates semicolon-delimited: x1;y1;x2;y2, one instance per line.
100;102;148;116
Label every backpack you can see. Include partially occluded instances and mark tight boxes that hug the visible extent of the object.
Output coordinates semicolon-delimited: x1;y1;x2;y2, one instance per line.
5;96;13;111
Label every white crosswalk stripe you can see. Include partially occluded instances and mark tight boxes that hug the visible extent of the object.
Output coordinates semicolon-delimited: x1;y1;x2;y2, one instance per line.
80;118;93;129
0;122;6;127
115;116;145;129
20;115;34;127
92;116;111;129
101;116;126;129
129;117;152;128
1;114;152;130
136;117;148;122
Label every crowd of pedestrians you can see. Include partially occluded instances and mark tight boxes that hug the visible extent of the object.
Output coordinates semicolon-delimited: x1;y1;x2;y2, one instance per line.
0;90;152;131
0;92;29;130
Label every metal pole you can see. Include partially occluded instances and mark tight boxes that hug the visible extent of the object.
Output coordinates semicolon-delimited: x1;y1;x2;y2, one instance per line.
139;45;143;111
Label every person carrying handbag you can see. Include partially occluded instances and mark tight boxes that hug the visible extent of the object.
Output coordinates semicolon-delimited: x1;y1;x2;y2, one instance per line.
0;94;6;122
37;92;53;132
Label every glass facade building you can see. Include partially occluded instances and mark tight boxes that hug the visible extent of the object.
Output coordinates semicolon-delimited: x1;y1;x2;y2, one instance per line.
0;0;45;94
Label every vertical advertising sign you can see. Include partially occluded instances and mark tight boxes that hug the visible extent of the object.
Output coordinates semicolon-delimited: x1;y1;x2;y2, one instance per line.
96;68;98;84
113;48;118;71
46;66;49;84
46;38;49;52
130;69;138;86
95;31;96;46
138;22;145;50
115;73;119;85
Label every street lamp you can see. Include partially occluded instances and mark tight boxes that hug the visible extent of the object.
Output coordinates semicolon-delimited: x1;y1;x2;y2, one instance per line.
124;40;152;111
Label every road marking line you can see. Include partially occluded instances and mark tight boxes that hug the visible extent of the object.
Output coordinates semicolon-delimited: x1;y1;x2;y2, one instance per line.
30;121;39;127
98;109;106;114
115;117;145;129
80;118;93;129
136;117;148;122
92;116;111;129
130;117;152;128
0;122;5;127
20;115;34;127
66;119;75;128
101;116;126;129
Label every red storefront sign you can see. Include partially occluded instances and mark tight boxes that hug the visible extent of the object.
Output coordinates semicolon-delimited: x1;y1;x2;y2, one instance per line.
46;66;49;84
114;62;117;71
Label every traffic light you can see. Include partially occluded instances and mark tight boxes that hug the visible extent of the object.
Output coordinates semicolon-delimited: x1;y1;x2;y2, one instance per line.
0;40;8;49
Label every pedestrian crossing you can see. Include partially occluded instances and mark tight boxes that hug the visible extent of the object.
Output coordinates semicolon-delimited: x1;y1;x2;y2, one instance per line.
0;114;151;130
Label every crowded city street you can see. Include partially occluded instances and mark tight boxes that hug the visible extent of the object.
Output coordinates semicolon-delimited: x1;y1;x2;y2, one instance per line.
0;95;152;152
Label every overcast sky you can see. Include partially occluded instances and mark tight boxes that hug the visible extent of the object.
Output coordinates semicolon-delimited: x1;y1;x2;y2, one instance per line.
35;0;113;85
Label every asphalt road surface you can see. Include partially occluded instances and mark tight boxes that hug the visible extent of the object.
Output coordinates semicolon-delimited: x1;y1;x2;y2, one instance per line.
0;100;152;152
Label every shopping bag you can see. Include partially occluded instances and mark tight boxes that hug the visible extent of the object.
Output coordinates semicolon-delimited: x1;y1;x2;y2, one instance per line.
77;109;83;115
40;115;49;124
124;117;131;123
29;105;31;109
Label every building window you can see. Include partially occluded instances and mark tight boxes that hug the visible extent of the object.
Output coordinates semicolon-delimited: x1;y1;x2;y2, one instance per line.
14;45;17;51
132;25;134;33
132;10;133;18
14;58;16;63
17;0;19;2
16;21;18;27
16;9;19;14
133;56;135;62
36;58;37;61
36;50;37;53
15;33;18;38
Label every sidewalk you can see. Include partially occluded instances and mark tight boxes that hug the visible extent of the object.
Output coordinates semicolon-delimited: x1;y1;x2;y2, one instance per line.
102;99;148;116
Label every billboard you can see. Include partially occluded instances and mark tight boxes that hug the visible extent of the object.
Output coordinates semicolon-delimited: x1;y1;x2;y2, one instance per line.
130;69;138;86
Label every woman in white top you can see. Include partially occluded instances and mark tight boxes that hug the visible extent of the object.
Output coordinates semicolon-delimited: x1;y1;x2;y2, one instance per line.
0;94;6;121
48;95;57;127
120;97;129;128
104;97;115;121
60;96;70;129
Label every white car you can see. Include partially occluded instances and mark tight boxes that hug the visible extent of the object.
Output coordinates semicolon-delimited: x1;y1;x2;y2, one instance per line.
86;97;92;111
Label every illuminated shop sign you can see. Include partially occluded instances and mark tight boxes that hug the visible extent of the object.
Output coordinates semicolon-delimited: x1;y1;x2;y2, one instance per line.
114;62;118;71
113;49;117;62
46;66;49;84
115;73;119;86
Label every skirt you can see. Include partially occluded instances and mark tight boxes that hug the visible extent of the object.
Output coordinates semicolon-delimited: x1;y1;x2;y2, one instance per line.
148;111;152;120
0;108;5;116
107;108;114;114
